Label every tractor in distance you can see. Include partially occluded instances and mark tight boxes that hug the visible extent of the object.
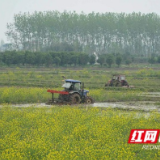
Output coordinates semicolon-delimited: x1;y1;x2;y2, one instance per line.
47;79;94;105
105;75;130;87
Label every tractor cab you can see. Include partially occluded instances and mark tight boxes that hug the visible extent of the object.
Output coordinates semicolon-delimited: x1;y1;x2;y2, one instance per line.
62;79;89;96
112;75;125;81
62;79;81;91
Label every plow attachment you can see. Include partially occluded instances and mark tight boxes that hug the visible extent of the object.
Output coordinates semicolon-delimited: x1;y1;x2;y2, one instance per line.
46;90;70;105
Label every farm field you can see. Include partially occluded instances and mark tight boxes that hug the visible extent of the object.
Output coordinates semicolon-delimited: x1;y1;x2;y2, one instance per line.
1;106;160;160
0;66;160;104
0;66;160;91
0;66;160;159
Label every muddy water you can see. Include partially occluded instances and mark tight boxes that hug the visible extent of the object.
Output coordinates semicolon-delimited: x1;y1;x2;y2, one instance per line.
93;101;160;112
0;101;159;119
0;92;160;111
1;101;160;112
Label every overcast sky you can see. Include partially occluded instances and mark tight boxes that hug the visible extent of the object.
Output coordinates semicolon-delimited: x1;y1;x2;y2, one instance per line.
0;0;160;42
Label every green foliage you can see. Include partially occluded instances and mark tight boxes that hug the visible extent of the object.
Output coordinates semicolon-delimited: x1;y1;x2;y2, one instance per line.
54;56;61;66
0;51;90;67
123;52;133;65
6;11;160;56
97;54;106;66
70;55;79;66
25;51;36;65
1;50;160;67
89;55;96;65
44;42;79;52
157;56;160;63
125;58;132;65
116;55;122;67
44;53;53;67
79;54;89;65
106;54;114;67
148;56;156;64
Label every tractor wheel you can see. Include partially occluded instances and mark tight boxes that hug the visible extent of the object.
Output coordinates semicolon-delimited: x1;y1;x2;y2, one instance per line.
122;80;129;87
85;96;94;104
69;93;81;104
116;81;122;87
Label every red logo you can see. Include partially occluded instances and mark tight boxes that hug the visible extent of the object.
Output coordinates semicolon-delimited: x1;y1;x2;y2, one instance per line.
128;129;160;143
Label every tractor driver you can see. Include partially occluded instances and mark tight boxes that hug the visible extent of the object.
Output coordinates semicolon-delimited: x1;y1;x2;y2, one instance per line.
69;84;74;90
69;83;80;91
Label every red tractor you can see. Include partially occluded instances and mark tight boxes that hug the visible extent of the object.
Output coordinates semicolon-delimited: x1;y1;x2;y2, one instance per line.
105;75;129;87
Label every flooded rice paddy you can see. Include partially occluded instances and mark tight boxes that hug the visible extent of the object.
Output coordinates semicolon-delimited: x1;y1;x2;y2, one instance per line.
1;92;160;116
1;101;160;112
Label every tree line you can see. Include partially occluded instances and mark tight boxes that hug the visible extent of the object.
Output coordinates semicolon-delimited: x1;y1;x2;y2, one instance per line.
6;11;160;57
0;51;160;67
0;51;89;67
